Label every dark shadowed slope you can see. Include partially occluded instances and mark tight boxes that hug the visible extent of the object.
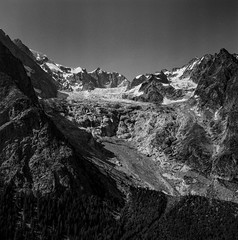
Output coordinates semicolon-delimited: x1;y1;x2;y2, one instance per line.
0;29;58;98
0;39;125;203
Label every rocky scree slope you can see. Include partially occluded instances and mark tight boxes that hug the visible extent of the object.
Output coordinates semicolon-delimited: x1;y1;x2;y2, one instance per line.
0;39;126;203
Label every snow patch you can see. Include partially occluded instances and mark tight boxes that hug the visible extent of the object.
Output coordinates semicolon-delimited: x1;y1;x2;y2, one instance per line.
45;63;63;72
24;65;34;77
172;66;187;79
88;68;98;74
161;83;170;87
135;74;142;79
71;66;82;74
34;88;42;94
170;76;197;90
126;84;144;97
163;70;170;76
162;97;189;105
187;59;198;70
214;107;222;120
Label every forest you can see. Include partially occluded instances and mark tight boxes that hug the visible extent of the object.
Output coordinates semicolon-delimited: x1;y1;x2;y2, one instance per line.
1;184;238;240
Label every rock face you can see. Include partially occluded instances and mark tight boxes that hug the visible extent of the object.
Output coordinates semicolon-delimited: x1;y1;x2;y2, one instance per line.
0;39;125;202
191;49;238;179
13;38;35;60
125;48;238;181
0;29;58;98
123;72;183;103
88;67;128;88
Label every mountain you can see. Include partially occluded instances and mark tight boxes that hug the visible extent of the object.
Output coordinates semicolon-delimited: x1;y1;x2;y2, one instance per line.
8;35;238;194
88;67;128;88
123;48;238;182
1;28;238;239
30;49;129;92
0;37;128;203
123;71;183;103
123;57;203;103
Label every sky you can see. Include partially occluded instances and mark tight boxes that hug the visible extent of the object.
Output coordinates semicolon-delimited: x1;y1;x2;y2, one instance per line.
0;0;238;80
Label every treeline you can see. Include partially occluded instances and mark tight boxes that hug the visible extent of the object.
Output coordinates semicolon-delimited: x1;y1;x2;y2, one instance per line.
1;184;238;240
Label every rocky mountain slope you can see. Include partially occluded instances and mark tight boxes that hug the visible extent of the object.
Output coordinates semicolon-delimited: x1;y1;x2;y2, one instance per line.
1;29;238;239
42;47;238;203
0;30;58;98
29;47;129;92
19;41;238;203
0;38;129;203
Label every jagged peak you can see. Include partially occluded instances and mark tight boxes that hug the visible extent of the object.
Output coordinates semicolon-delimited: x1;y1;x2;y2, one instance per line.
215;48;237;63
13;38;23;44
0;29;7;36
89;67;103;74
219;48;230;55
96;67;104;74
216;48;233;59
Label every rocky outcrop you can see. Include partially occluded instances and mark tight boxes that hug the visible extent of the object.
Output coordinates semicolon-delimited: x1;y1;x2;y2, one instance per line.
127;74;149;90
123;72;183;103
88;68;128;88
13;38;35;60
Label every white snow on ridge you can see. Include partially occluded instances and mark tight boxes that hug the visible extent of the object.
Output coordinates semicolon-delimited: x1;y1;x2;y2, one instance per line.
88;69;98;74
187;59;199;70
161;83;170;87
167;65;197;90
63;72;73;79
170;76;197;90
162;97;189;105
71;66;82;74
163;70;170;76
197;56;204;65
186;57;203;71
126;83;143;97
172;66;186;78
135;74;143;79
45;63;63;72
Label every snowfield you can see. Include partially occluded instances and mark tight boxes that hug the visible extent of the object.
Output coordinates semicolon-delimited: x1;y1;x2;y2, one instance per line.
162;96;190;105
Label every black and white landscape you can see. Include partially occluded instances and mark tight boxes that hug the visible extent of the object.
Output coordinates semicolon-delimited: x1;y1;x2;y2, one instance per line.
1;0;238;239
